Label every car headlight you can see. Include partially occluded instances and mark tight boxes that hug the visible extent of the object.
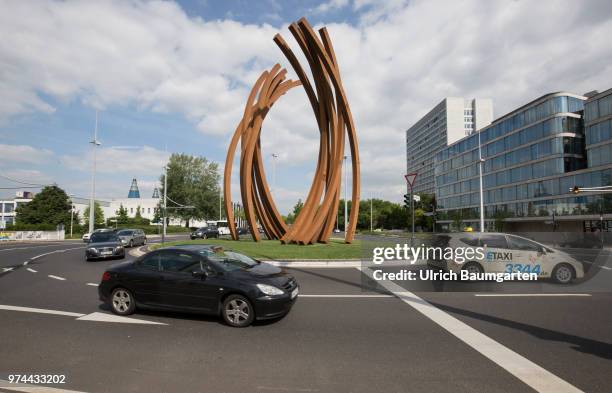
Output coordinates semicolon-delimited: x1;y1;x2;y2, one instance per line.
115;246;123;251
256;283;284;296
88;247;98;253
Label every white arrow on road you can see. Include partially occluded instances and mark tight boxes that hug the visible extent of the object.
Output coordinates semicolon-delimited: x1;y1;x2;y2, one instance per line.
0;305;167;325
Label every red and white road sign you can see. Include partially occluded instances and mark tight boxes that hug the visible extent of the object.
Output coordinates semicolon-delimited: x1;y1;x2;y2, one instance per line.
404;173;417;190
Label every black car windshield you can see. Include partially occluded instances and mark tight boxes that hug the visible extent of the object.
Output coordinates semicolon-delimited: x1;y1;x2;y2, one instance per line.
117;230;133;236
90;232;119;243
199;248;258;271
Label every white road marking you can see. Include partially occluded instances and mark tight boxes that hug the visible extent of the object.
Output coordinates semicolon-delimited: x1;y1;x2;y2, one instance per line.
475;293;591;297
26;268;37;273
299;294;393;298
0;379;86;393
2;267;14;272
358;267;584;393
600;265;612;270
86;283;99;287
0;304;85;317
0;305;167;325
48;275;66;281
29;246;85;261
76;312;167;325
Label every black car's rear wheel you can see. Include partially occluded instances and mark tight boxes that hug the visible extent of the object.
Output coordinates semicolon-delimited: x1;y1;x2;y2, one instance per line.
110;287;136;316
129;240;133;247
222;295;254;327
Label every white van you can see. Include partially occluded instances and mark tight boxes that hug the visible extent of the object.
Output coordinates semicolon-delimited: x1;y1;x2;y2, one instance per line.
444;233;584;284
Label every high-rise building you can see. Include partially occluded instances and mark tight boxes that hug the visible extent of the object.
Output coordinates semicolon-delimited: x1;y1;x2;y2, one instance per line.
406;98;493;194
434;90;612;232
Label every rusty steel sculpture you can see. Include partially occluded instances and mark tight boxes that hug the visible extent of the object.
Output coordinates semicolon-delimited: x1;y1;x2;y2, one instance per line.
223;17;359;245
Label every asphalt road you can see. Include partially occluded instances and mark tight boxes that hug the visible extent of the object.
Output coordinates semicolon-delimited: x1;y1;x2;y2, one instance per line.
0;239;611;393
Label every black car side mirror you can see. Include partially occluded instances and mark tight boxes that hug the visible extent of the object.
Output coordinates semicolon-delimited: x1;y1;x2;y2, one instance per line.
192;270;208;279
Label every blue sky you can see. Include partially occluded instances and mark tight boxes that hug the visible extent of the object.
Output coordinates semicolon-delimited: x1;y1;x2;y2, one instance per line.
1;0;611;214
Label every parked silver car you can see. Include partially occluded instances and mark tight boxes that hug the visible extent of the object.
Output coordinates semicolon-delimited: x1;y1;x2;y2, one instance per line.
116;229;147;247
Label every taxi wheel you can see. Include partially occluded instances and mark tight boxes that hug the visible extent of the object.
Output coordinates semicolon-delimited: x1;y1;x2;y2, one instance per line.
552;263;575;284
110;288;136;316
222;294;254;328
462;261;484;275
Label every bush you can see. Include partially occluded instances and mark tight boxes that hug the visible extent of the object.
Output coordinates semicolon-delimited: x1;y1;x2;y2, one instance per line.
6;223;59;231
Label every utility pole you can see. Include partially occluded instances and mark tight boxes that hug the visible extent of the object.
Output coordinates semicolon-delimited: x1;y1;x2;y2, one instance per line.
478;129;485;232
219;183;222;221
162;164;167;244
89;110;100;234
343;155;348;232
69;194;75;238
370;196;373;232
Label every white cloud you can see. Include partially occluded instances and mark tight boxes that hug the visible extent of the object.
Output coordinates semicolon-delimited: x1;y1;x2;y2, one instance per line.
0;144;54;165
2;0;612;209
314;0;350;14
61;146;169;176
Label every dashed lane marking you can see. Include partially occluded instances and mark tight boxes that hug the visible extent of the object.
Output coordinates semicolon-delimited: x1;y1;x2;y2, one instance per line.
26;268;37;273
358;266;584;393
48;275;66;281
86;283;99;287
474;293;591;297
2;267;14;272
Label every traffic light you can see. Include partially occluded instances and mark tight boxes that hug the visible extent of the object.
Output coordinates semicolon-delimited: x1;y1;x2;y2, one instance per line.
404;193;410;208
571;186;580;194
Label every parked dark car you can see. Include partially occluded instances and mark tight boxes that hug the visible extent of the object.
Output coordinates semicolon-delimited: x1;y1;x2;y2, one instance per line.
98;245;299;327
117;229;147;247
190;226;219;239
86;231;125;261
237;227;249;235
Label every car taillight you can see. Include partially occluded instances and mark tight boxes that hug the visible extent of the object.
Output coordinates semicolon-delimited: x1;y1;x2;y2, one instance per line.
101;271;111;281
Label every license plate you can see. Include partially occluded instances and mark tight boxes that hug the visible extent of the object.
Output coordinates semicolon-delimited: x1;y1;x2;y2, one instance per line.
101;251;112;256
291;288;299;299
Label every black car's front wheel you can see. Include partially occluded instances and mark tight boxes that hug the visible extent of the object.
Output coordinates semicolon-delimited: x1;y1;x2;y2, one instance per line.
222;295;254;327
110;287;136;316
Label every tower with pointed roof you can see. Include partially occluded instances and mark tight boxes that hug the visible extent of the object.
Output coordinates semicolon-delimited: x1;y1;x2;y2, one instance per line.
152;187;160;198
128;178;140;198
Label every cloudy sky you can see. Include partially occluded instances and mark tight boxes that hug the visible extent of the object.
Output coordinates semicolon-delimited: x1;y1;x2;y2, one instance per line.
1;0;611;214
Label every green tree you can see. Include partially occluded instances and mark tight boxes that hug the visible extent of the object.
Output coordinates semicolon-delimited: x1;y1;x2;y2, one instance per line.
160;153;220;227
83;201;105;228
115;204;129;224
15;185;72;227
285;199;304;224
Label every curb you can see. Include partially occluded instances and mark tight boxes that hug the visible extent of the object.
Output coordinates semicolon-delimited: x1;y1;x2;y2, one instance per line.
129;245;148;258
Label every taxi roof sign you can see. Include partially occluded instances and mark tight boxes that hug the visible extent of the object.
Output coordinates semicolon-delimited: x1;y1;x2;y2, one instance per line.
404;173;417;190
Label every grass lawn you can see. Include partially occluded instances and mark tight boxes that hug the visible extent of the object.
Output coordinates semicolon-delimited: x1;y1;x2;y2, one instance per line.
151;237;362;260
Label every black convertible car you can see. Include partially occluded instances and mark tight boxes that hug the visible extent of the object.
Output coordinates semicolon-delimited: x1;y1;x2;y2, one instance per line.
98;245;299;327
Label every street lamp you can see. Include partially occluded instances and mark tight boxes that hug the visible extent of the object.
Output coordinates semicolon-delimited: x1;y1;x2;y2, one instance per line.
89;110;101;235
478;130;485;232
343;155;348;232
271;153;278;192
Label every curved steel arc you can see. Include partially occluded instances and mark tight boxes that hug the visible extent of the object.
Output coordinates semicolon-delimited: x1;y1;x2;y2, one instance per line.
223;17;360;245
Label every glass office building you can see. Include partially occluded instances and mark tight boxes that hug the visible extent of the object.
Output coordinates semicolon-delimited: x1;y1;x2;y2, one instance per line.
434;90;612;232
